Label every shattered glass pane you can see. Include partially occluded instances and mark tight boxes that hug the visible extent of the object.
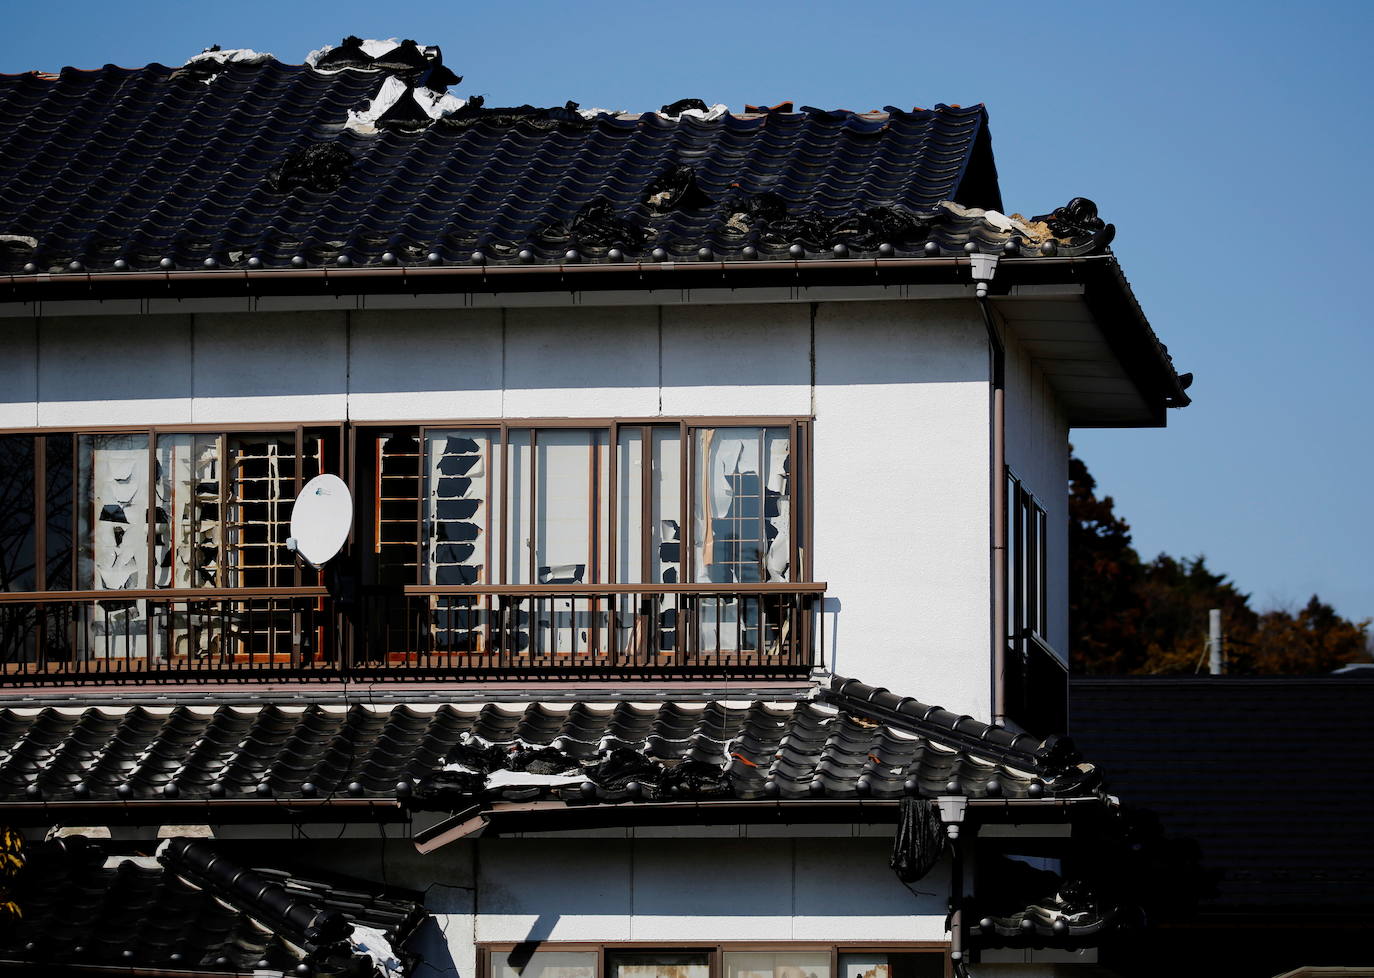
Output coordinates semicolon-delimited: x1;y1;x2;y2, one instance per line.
156;433;221;589
76;432;150;659
693;426;790;585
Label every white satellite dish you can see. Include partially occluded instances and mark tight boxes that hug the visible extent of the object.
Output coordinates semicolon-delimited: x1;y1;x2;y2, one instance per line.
287;474;353;567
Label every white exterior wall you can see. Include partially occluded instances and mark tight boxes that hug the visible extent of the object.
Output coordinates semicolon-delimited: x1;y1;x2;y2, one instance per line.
2;299;997;717
1002;329;1071;660
302;835;948;978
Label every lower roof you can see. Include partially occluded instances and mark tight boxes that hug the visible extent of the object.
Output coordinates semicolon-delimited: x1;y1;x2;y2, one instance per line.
0;675;1102;820
0;833;425;976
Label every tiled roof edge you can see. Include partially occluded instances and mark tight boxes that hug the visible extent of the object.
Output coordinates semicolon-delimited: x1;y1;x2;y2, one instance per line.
823;674;1078;775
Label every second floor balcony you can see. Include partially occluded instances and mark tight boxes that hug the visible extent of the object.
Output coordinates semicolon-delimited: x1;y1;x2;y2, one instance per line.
0;419;824;683
0;584;824;682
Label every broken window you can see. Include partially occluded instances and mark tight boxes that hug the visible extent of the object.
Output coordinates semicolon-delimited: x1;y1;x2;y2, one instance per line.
425;429;500;587
693;426;792;653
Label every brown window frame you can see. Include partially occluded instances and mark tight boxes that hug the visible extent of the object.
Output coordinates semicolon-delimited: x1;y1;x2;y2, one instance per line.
350;417;815;589
0;421;345;597
479;942;952;978
1005;470;1048;643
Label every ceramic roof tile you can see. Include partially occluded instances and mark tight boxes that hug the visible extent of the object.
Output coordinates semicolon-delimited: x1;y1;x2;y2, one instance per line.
0;675;1101;810
0;58;1141;276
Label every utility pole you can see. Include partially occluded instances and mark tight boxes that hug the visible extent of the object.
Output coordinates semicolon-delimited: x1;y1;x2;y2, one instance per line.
1208;608;1224;675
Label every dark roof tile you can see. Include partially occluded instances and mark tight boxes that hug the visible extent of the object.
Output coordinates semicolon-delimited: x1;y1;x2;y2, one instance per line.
0;676;1098;809
0;59;1154;275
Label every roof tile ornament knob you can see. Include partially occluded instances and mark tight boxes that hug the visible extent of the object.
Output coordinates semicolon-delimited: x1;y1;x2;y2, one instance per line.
788;243;805;259
923;241;940;256
160;257;176;270
651;246;668;262
290;255;306;268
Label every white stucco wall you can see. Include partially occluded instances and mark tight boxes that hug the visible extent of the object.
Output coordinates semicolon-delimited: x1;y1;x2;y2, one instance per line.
292;834;948;978
812;301;991;715
3;298;1008;717
1002;329;1070;660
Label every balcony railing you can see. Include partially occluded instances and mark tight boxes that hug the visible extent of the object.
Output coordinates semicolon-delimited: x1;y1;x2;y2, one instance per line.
0;583;824;683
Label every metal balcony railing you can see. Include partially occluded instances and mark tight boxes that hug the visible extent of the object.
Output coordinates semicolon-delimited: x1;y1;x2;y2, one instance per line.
0;583;824;683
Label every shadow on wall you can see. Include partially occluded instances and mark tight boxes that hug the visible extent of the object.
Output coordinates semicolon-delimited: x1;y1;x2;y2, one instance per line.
12;301;987;407
408;917;461;978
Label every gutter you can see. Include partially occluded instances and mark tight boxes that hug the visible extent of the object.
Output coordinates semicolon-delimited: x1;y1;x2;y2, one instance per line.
0;252;1188;413
411;795;1106;852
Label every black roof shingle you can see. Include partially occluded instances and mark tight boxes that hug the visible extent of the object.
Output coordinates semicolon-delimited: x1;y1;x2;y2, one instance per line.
0;676;1101;811
0;53;1144;276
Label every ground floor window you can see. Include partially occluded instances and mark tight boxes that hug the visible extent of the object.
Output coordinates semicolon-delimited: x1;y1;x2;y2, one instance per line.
483;946;946;978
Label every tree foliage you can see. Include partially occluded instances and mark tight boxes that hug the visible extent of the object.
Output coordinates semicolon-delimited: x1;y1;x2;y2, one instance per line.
1069;451;1371;675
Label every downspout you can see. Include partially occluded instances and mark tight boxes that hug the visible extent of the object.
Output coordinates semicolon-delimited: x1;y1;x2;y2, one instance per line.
938;794;971;976
970;253;1006;727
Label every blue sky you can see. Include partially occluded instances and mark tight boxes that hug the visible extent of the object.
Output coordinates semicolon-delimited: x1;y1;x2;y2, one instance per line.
4;1;1371;625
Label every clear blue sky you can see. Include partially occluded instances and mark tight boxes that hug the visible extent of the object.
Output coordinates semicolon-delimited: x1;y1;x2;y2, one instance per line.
4;1;1371;625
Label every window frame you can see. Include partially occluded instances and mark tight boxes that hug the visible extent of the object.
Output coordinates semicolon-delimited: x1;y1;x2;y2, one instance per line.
349;416;815;589
478;943;952;978
1005;470;1048;644
0;416;815;594
0;421;345;595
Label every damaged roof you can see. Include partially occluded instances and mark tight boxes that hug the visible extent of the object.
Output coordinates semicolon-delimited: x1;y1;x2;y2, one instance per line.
1;834;425;975
0;677;1102;813
0;43;1129;276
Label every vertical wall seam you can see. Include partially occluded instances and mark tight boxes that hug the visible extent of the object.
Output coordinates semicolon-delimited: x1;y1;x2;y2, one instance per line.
32;312;40;426
500;308;507;418
808;302;817;417
344;310;352;421
657;306;663;415
189;313;196;423
790;836;797;939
